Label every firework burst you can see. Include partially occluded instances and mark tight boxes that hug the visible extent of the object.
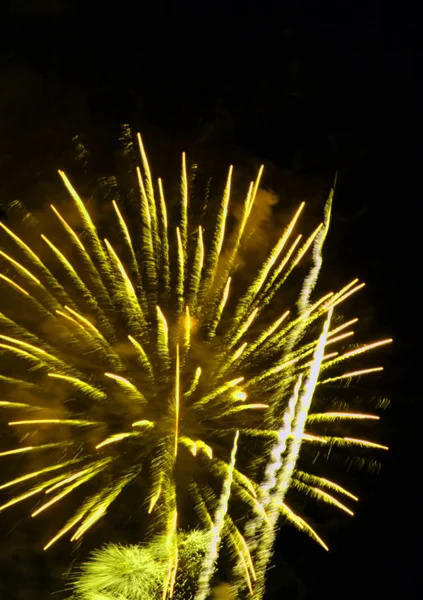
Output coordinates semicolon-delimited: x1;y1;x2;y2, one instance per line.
0;129;390;597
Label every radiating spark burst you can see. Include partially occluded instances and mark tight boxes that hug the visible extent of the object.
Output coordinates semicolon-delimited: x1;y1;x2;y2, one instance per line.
0;130;390;597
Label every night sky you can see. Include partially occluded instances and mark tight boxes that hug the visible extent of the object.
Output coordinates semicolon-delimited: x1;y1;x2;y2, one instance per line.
0;1;419;598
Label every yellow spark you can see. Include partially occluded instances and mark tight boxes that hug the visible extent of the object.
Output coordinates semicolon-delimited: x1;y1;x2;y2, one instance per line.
343;437;388;450
328;282;366;310
185;366;202;397
48;373;106;401
0;443;66;457
280;502;329;551
302;433;328;443
31;461;109;518
96;433;137;449
104;239;137;298
0;335;47;355
148;484;162;513
0;222;45;269
0;487;47;512
0;459;83;491
181;152;188;253
307;412;379;423
222;403;269;416
63;306;101;334
295;472;358;501
0;446;35;457
0;250;41;285
325;331;355;346
232;390;247;401
50;204;86;252
112;200;133;249
58;170;93;226
312;487;354;516
323;339;392;368
216;165;233;257
158;178;168;229
43;514;84;550
327;318;359;338
71;506;107;541
175;345;180;457
9;418;98;427
208;277;231;338
0;273;30;296
136;166;151;224
176;227;184;311
132;419;155;428
128;335;154;379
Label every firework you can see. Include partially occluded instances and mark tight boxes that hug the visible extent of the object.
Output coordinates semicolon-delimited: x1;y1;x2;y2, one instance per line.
68;530;211;600
0;129;390;597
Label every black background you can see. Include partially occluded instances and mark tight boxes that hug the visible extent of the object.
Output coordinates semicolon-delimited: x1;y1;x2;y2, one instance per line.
0;1;419;598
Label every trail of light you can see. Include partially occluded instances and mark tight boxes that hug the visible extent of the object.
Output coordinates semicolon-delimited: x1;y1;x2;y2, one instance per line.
188;226;204;313
294;471;358;501
104;238;146;335
0;250;41;285
0;342;46;367
201;167;233;301
307;412;379;423
342;437;388;450
175;345;180;457
157;178;171;294
298;184;333;315
9;418;99;427
319;367;383;385
0;443;67;457
185;366;202;397
252;309;332;599
58;171;112;284
195;431;239;600
112;200;144;300
132;419;155;428
180;152;188;256
156;306;170;366
31;460;111;517
148;484;162;514
215;166;233;257
0;401;32;408
244;376;302;560
128;335;154;380
0;223;45;272
258;234;302;306
104;372;146;403
0;273;30;296
0;474;70;512
96;432;140;449
311;487;354;516
71;469;140;542
322;339;392;370
198;376;244;406
241;310;289;362
50;205;86;252
176;227;184;314
0;458;84;491
48;373;106;401
327;318;359;338
232;203;305;332
43;514;84;550
208;277;231;339
137;133;158;239
279;502;329;551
